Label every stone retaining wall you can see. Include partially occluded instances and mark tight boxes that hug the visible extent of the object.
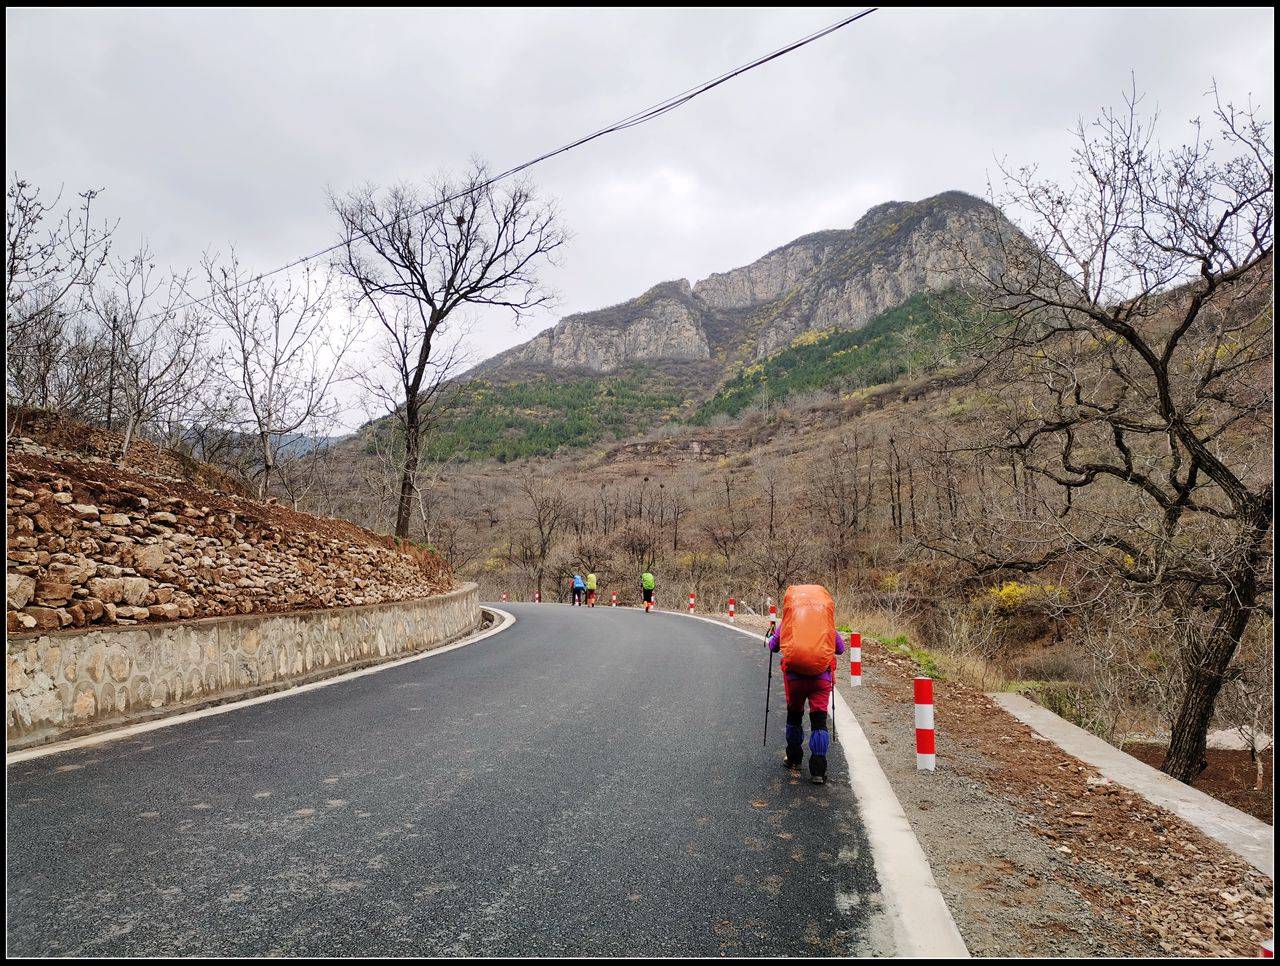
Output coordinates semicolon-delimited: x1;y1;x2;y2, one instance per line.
6;582;481;750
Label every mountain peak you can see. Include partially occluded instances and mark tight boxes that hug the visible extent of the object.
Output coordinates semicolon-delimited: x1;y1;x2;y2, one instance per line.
488;190;1011;375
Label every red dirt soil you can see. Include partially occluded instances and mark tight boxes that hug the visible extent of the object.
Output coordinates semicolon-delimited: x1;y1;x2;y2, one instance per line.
1126;743;1273;825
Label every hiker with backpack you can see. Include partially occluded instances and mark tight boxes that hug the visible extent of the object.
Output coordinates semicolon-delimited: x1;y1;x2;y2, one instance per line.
640;570;656;612
585;572;598;607
571;573;586;606
766;584;846;784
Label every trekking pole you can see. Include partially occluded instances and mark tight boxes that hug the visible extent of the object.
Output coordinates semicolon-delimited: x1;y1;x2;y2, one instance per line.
763;645;775;748
830;651;838;744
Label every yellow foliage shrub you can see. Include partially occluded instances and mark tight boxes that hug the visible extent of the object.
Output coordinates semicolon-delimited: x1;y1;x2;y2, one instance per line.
984;579;1065;612
789;328;831;349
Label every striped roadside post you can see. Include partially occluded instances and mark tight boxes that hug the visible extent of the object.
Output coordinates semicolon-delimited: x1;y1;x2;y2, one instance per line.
849;632;863;687
610;592;617;607
688;592;696;613
501;592;508;603
1262;939;1273;958
534;590;540;603
914;677;936;771
728;597;736;622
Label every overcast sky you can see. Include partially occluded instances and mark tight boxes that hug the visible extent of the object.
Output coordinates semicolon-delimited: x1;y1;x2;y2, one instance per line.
7;7;1274;427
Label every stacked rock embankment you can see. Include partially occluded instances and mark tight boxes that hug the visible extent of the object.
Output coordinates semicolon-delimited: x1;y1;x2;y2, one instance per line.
7;433;452;635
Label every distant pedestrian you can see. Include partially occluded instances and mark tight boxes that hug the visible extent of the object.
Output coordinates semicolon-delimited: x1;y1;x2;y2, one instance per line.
641;570;656;613
585;572;598;607
572;573;586;606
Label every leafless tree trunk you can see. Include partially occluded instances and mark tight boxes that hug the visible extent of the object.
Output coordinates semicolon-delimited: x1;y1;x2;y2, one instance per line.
703;475;753;585
515;468;568;599
331;161;567;537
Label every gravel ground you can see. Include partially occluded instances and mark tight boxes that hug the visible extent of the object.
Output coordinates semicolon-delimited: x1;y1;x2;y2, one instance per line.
705;613;1273;958
842;638;1273;958
839;659;1144;956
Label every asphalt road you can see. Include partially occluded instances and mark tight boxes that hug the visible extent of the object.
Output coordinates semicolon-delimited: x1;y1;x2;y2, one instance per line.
6;603;890;956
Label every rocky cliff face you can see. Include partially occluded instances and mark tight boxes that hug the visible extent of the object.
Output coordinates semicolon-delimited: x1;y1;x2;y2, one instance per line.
484;191;1011;375
500;281;711;371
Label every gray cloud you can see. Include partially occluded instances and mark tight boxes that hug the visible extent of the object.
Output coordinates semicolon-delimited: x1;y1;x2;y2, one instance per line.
7;7;1274;410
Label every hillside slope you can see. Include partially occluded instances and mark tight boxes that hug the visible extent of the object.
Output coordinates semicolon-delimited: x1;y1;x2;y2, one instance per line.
342;190;1016;464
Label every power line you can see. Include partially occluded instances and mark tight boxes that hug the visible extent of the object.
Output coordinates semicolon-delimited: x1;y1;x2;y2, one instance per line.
162;8;879;320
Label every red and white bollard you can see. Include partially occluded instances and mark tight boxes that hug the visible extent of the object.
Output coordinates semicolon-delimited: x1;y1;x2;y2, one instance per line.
1262;939;1274;959
914;677;936;771
610;592;617;607
767;597;778;633
849;632;863;687
501;592;508;603
534;590;541;603
728;597;736;622
688;592;696;613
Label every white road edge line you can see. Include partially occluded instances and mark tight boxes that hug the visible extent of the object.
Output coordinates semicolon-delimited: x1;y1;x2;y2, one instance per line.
675;610;970;959
6;607;517;766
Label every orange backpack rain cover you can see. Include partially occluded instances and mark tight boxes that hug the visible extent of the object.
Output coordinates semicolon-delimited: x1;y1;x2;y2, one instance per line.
779;584;836;675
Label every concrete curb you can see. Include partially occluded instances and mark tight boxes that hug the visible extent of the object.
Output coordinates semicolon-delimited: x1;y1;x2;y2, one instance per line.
990;692;1273;878
7;607;517;766
676;610;971;958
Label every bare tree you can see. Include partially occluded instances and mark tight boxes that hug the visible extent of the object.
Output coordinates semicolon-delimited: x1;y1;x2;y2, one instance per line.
204;250;354;499
804;433;873;571
1217;618;1274;790
331;162;567;537
89;242;210;461
356;315;468;533
702;475;753;586
749;526;814;604
6;177;114;422
514;468;568;599
946;84;1273;782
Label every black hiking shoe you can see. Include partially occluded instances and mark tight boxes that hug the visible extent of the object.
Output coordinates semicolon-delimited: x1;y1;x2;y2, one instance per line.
809;755;828;784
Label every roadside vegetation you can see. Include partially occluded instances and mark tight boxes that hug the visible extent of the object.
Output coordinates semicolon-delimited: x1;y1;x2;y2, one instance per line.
409;371;686;463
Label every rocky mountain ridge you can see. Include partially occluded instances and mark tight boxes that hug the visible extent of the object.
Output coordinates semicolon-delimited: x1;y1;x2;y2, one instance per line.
485;190;1010;375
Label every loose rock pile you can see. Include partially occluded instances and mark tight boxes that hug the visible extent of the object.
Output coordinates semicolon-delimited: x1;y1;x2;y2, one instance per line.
7;436;452;635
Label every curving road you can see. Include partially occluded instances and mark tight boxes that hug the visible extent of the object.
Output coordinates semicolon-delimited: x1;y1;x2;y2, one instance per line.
6;603;891;956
